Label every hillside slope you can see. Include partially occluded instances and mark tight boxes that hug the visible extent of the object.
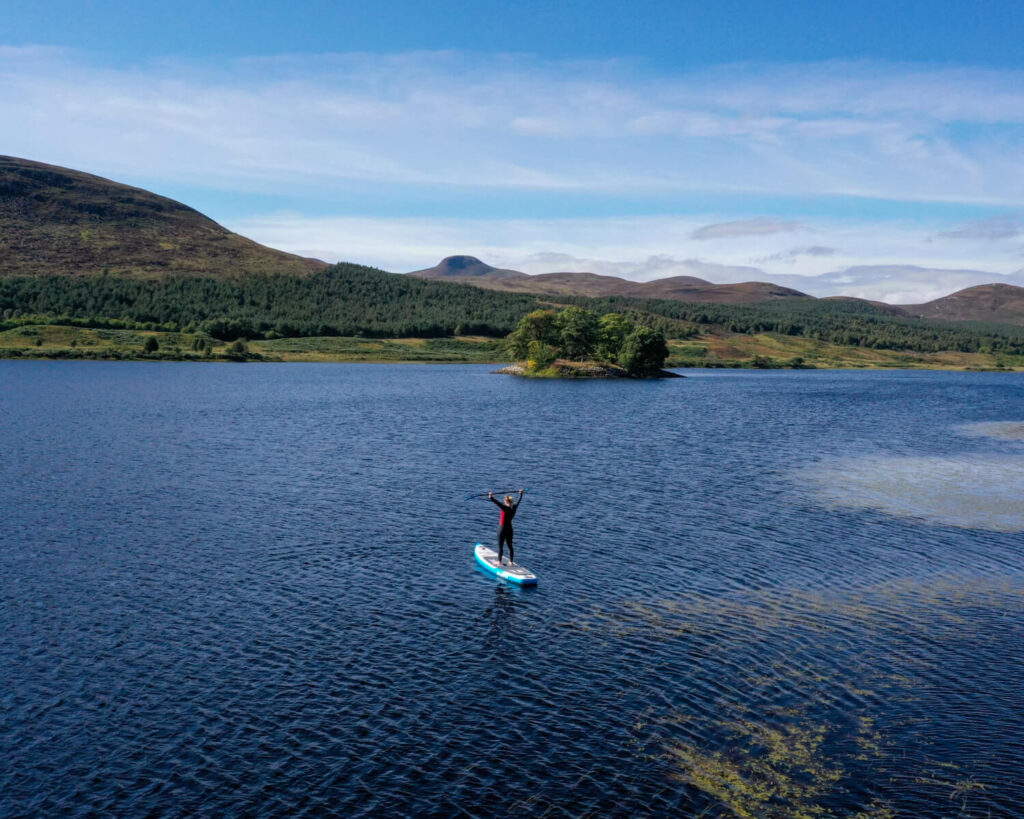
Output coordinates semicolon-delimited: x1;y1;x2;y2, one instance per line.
906;283;1024;325
0;156;325;278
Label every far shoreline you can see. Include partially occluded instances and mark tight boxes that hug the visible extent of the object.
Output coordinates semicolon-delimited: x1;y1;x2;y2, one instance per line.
2;328;1022;371
493;361;685;378
1;352;1020;373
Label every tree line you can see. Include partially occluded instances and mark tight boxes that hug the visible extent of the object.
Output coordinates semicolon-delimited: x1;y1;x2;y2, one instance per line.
2;263;1023;356
563;294;1024;355
0;264;540;340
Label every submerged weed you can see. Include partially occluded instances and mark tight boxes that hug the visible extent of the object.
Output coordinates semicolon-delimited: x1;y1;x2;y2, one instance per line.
667;716;843;818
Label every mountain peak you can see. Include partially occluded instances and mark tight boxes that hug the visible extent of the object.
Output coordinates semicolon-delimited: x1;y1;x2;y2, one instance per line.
438;255;493;274
409;256;527;280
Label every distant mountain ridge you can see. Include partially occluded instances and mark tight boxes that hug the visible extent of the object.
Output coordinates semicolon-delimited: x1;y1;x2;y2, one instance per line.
408;255;1024;325
4;154;1023;327
410;255;812;305
0;155;325;279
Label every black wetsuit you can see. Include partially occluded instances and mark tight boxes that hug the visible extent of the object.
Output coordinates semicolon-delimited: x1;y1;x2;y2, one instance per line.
491;495;522;564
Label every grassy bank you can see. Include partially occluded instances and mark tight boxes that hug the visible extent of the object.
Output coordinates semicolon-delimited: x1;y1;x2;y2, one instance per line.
0;324;506;363
2;323;1022;369
666;332;1024;371
251;335;505;362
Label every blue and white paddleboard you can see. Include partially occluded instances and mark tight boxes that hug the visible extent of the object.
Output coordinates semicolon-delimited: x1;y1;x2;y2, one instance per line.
474;543;538;586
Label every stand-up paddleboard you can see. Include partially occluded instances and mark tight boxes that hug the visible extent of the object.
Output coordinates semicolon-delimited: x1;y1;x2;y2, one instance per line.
474;543;538;586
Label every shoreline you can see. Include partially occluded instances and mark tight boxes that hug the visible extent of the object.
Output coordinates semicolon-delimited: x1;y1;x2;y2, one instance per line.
1;349;1020;372
2;328;1022;371
493;361;685;378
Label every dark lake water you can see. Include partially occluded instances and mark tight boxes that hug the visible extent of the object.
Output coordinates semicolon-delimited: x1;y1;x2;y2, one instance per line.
2;362;1022;817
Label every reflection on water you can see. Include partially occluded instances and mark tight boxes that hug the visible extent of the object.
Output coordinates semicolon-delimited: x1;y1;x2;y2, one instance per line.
959;420;1024;441
481;584;524;647
796;455;1024;532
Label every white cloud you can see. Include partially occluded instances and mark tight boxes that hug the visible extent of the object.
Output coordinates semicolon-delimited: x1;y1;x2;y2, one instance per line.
4;50;1024;204
776;266;1024;304
5;48;1024;299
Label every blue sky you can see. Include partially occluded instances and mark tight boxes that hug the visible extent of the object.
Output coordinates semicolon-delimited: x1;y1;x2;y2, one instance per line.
9;1;1024;68
4;1;1024;300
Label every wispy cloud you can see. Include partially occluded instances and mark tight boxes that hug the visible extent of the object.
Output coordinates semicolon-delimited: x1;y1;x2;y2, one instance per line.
4;49;1024;206
691;218;803;240
938;212;1024;240
4;47;1024;299
755;246;837;264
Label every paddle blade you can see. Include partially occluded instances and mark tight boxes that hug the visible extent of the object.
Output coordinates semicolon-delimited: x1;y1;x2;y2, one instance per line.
463;488;530;501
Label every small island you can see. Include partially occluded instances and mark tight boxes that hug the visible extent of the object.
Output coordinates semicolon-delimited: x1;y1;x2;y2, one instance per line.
495;307;681;378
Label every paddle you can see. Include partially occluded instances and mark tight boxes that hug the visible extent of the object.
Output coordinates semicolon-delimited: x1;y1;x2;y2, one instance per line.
463;488;529;501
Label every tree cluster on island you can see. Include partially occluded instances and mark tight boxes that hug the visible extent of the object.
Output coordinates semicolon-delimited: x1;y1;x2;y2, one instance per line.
505;306;670;376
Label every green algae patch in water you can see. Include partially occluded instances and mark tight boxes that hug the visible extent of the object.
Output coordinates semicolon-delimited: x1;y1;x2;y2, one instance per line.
667;716;845;819
577;578;1022;817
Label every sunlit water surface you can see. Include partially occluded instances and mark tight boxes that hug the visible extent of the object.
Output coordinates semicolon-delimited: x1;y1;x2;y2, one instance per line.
1;363;1022;817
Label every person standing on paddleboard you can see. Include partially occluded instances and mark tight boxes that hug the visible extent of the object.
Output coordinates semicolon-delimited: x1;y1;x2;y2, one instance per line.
489;489;524;566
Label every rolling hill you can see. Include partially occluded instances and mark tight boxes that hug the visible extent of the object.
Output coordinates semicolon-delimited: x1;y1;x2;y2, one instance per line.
906;283;1024;325
409;256;1024;325
2;155;1023;368
5;153;1020;328
409;255;811;304
0;155;325;278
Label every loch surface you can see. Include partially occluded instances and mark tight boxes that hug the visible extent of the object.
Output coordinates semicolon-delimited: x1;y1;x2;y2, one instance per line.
2;362;1022;817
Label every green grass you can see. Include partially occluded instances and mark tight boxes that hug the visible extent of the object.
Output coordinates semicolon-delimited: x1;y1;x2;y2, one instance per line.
0;325;507;363
665;331;1024;371
251;335;506;362
3;322;1023;370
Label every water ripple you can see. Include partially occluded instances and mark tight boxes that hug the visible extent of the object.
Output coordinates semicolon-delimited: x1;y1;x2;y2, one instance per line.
1;364;1022;817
